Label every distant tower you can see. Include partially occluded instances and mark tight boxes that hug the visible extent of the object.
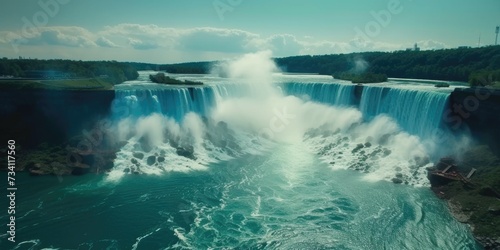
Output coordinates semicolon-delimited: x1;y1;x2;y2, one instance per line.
496;26;499;45
478;34;481;47
414;43;420;51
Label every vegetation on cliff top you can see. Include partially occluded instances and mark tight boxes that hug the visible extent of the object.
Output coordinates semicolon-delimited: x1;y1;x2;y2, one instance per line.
434;82;451;88
149;73;203;85
430;145;500;239
333;72;388;83
3;46;498;87
0;78;114;90
0;58;138;85
275;46;500;85
469;69;500;87
158;46;500;86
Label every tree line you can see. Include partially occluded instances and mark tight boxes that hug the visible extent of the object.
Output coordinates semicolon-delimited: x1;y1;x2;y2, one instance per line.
274;46;500;86
161;46;500;86
0;58;139;85
2;45;498;86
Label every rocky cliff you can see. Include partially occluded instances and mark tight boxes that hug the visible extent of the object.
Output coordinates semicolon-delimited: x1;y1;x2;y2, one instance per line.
449;87;500;152
0;89;115;147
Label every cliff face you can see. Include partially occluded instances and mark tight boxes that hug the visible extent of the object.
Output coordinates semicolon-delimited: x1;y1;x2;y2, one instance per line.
449;87;500;152
0;90;115;148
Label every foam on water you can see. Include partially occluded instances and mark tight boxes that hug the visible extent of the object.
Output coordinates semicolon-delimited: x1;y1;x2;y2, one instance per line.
2;53;479;250
109;88;439;185
359;85;450;140
105;51;468;187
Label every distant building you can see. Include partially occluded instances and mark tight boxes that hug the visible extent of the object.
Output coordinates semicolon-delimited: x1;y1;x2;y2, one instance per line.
406;43;420;51
496;26;499;45
414;43;420;51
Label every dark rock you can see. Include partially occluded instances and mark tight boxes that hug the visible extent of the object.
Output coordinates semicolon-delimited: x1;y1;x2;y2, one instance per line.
392;178;403;184
383;149;392;157
123;168;130;173
131;158;139;165
364;142;372;147
395;173;403;178
147;156;156;166
352;144;364;153
158;156;165;162
176;146;196;160
133;152;144;159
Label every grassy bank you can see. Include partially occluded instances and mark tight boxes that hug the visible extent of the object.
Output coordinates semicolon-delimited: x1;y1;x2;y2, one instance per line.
0;78;114;91
430;145;500;246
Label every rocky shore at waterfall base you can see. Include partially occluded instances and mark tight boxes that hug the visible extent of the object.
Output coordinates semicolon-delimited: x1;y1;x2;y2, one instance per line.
428;145;500;250
0;119;234;177
2;135;499;249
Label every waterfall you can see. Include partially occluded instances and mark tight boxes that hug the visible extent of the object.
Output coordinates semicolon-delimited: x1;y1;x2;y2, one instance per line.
280;82;356;107
359;86;449;140
111;83;256;122
112;82;451;142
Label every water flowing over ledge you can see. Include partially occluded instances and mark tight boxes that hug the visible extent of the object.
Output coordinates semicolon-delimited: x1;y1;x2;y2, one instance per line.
3;77;483;250
114;81;451;142
359;85;450;140
107;79;464;186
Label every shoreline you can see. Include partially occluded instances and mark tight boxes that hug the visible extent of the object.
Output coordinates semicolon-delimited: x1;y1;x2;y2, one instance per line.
428;147;500;250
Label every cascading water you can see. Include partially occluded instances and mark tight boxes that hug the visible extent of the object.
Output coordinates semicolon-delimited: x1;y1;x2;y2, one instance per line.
113;87;218;121
5;53;479;249
280;82;356;107
359;85;450;140
109;71;463;186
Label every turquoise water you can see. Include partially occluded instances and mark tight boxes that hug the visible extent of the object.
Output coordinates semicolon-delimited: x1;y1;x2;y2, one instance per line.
2;144;480;249
0;72;481;249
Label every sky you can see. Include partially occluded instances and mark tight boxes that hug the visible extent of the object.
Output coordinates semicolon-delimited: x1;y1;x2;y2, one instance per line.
0;0;499;63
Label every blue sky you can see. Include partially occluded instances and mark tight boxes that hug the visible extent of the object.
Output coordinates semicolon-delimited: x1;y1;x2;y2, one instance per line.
0;0;499;63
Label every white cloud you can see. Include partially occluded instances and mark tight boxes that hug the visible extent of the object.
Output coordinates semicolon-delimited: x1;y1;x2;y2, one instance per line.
96;36;119;48
264;34;304;56
0;23;450;62
348;37;402;52
416;40;447;50
2;26;96;49
100;23;178;49
128;38;159;50
40;30;95;47
101;23;179;38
